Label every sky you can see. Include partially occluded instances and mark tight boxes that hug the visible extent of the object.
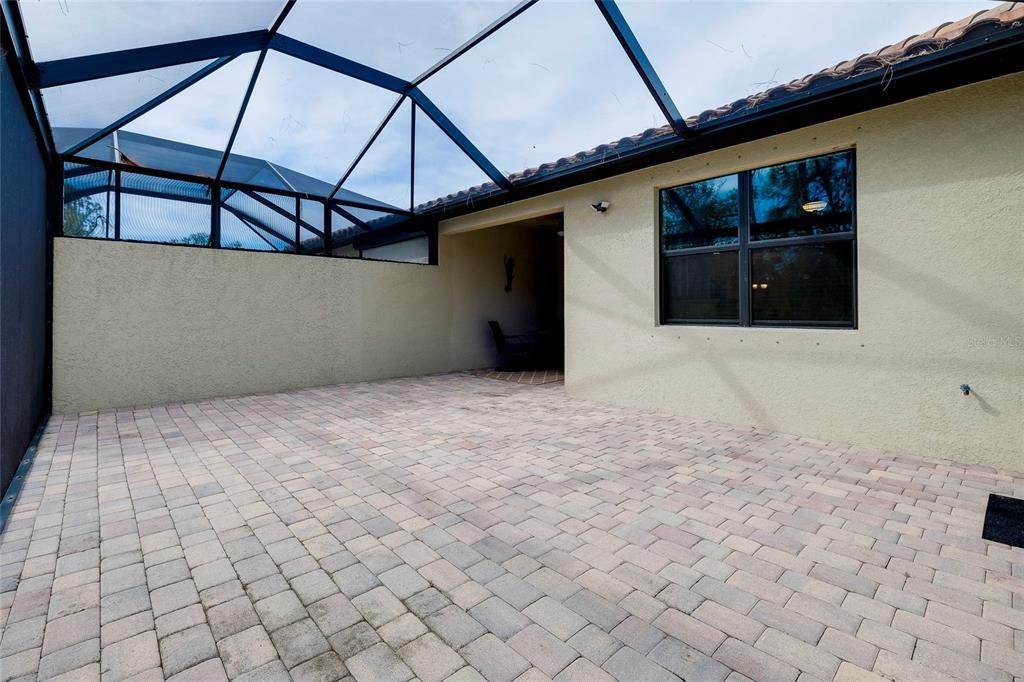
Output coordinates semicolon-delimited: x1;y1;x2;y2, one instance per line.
30;0;997;209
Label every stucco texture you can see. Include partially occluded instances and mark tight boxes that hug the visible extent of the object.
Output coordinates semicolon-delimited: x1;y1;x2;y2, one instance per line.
441;72;1024;471
53;223;543;413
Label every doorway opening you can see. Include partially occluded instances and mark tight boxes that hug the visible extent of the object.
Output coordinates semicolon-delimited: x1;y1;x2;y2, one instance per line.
451;212;564;382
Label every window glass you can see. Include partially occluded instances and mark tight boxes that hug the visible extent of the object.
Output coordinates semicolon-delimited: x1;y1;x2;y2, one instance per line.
662;252;739;323
660;175;739;250
750;242;854;325
751;150;853;241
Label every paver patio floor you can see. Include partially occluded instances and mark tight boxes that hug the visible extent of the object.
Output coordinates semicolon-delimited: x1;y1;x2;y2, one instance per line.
1;373;1022;682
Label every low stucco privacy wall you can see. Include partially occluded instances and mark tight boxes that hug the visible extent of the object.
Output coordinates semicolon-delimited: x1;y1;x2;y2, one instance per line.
53;223;543;412
442;72;1024;471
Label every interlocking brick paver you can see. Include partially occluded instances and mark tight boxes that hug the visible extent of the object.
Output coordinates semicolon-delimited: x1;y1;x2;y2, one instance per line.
166;657;229;682
307;592;362;637
345;641;414;682
352;586;407;628
154;603;205;639
255;589;306;632
468;596;530;640
159;623;218;677
1;614;45;657
270;617;330;669
333;563;381;598
602;645;679;682
508;624;579;676
714;637;799;682
217;625;279;678
650;636;731;681
756;627;841;680
378;612;428;649
327;621;381;661
654;607;726;655
461;633;530;682
6;374;1022;681
100;630;158;681
207;595;260;640
565;589;628;632
37;637;100;681
567;623;622;665
397;633;464;682
424;604;487;649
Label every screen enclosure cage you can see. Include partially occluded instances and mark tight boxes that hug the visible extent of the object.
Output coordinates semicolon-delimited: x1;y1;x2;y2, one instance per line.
4;0;1021;262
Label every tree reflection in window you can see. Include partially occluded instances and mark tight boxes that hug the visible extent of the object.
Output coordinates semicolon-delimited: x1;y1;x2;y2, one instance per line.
660;174;739;250
751;151;853;241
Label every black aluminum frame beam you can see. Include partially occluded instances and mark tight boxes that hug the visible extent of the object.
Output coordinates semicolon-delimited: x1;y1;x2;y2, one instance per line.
331;204;370;232
222;204;295;246
270;34;409;93
33;5;514;207
595;0;689;137
36;30;270;88
230;210;281;251
240;189;322;236
1;0;56;161
63;155;412;215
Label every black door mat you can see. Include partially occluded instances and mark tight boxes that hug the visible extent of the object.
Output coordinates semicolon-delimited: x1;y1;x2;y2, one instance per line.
982;494;1024;548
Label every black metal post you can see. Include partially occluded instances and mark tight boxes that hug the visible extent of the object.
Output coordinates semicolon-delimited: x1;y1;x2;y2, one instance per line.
113;169;122;240
294;196;301;254
738;171;751;326
410;103;416;211
104;169;112;238
322;201;332;256
210;184;221;248
428;224;439;265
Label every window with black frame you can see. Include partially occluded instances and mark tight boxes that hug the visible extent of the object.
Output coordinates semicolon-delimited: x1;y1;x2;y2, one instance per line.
660;150;856;328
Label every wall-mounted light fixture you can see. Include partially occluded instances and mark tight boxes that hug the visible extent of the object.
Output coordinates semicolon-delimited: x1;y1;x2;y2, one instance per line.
591;201;610;213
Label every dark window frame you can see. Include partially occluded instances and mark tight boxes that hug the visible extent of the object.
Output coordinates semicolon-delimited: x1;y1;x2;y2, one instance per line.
659;150;857;329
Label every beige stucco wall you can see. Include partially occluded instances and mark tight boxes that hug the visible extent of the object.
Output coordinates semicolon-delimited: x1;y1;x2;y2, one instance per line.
442;72;1024;471
52;223;542;412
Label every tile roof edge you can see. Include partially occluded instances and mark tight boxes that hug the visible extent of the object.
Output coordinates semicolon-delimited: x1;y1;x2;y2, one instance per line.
417;2;1024;213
